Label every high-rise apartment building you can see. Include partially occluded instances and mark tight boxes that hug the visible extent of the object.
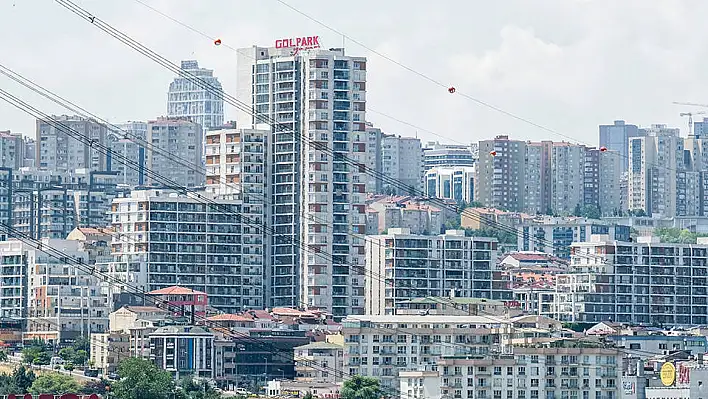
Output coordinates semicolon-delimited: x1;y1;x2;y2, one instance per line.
476;136;527;212
365;124;383;193
628;125;682;217
37;115;109;173
109;189;262;313
381;134;422;195
111;121;147;187
364;228;503;315
599;120;640;174
146;117;204;188
205;123;266;276
167;60;224;133
598;150;622;215
237;43;367;317
549;143;585;215
0;131;24;169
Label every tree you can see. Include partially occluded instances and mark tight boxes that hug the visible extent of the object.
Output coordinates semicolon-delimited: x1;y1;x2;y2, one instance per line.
0;374;21;396
32;351;51;366
64;362;75;372
579;205;601;220
58;347;75;363
112;357;176;399
0;350;8;363
303;393;314;399
341;376;383;399
12;365;36;392
29;373;81;395
73;350;89;366
572;203;582;217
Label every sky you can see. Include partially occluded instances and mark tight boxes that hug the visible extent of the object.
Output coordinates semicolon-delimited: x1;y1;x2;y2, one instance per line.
1;0;707;146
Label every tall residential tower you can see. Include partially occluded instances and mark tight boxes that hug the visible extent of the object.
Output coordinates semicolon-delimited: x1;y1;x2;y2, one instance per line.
237;41;367;317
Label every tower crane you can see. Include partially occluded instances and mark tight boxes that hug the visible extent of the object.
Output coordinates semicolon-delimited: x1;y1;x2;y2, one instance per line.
673;102;708;137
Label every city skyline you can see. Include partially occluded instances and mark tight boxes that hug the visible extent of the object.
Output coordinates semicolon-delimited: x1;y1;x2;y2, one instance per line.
3;0;708;146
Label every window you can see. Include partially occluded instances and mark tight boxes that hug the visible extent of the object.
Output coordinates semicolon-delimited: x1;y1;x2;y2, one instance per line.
629;343;641;349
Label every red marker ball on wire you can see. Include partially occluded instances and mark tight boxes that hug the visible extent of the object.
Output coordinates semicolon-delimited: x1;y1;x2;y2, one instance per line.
448;86;456;94
214;38;222;46
600;146;607;152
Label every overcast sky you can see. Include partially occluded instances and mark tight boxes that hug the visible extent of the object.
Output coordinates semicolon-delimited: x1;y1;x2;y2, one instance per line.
1;0;706;146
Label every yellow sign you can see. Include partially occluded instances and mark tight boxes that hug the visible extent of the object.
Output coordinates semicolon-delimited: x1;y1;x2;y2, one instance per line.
660;362;676;386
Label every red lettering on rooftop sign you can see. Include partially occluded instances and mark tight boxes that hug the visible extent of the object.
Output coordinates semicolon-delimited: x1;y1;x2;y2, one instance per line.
275;36;321;54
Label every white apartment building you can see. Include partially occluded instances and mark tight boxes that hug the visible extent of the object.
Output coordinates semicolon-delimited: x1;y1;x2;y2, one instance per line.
237;43;367;317
109;189;262;313
558;235;708;325
342;314;513;390
381;134;422;195
424;344;622;399
294;341;345;383
36;115;109;172
21;238;109;344
146;117;204;188
365;228;499;315
0;240;28;321
0;130;23;169
111;121;148;187
422;141;475;171
167;60;224;133
205;123;266;275
424;166;475;204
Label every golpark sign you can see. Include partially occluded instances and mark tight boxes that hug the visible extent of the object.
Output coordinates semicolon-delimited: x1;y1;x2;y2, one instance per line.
275;36;321;54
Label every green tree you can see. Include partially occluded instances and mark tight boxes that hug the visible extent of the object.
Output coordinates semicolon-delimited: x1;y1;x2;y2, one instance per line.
73;350;88;366
0;350;8;363
58;347;75;362
112;357;176;399
0;374;21;395
341;376;383;399
303;393;314;399
64;362;75;372
12;365;36;392
579;205;601;220
29;373;81;395
72;337;90;353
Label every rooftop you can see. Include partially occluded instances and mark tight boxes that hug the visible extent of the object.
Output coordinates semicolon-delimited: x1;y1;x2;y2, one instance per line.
295;341;343;351
148;286;207;296
344;315;510;324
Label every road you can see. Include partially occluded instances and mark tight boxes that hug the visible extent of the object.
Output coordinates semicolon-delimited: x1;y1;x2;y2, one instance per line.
7;354;101;382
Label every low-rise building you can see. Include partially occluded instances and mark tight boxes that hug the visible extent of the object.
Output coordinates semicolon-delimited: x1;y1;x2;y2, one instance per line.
402;339;623;399
342;314;513;390
214;328;309;390
294;341;345;383
147;286;208;319
150;325;215;379
90;332;131;375
22;238;109;344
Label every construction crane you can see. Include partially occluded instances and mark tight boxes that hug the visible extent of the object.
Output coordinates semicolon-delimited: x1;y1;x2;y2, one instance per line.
674;102;708;136
679;111;705;137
